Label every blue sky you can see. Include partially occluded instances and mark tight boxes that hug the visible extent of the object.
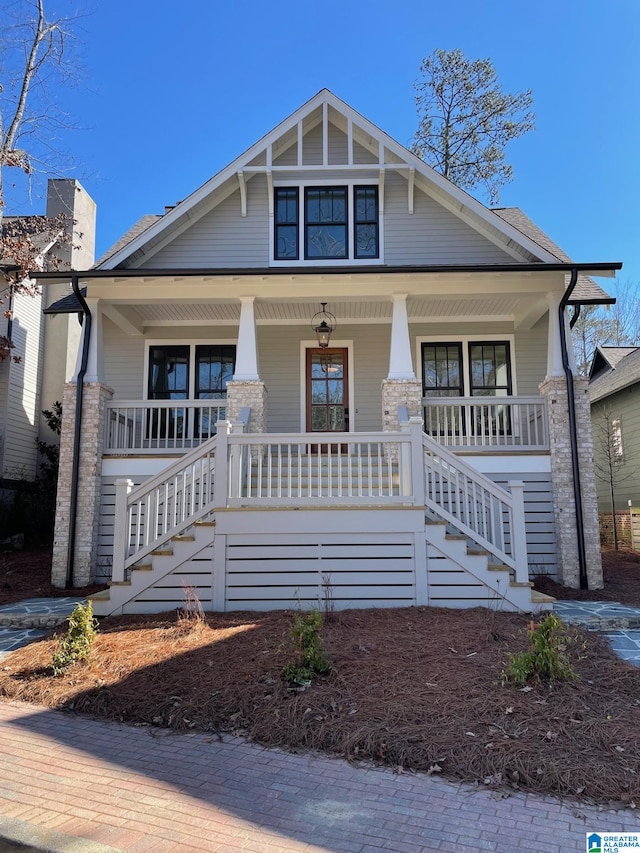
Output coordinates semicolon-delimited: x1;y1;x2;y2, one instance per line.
4;0;639;288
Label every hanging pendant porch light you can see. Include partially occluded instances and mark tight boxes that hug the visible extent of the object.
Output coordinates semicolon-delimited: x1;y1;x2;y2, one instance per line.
311;302;337;348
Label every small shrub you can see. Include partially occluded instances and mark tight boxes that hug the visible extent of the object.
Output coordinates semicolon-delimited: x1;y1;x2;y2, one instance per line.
501;613;580;686
282;608;331;686
51;601;98;676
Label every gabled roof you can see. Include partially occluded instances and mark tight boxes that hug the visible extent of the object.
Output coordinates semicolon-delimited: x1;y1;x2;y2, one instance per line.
492;208;613;304
589;346;640;402
95;215;161;267
99;89;563;271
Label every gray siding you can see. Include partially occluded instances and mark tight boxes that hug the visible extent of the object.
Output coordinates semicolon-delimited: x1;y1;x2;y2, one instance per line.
410;320;548;395
144;178;270;269
102;318;147;398
258;324;389;433
103;318;547;430
488;471;557;577
384;172;514;265
142;162;517;269
592;388;640;511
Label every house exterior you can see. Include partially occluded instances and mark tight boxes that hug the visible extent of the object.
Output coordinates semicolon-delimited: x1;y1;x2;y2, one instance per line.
589;346;640;547
0;179;95;485
41;91;621;615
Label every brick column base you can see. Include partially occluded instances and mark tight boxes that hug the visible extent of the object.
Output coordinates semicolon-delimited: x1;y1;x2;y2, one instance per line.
381;379;422;432
540;376;603;589
51;381;113;588
226;381;268;433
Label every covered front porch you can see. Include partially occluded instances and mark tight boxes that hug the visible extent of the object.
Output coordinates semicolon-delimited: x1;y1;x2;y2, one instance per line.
48;267;602;601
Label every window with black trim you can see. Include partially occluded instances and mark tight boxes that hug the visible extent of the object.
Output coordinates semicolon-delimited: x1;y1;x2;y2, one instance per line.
469;342;512;397
305;187;347;259
273;185;378;261
354;186;379;258
147;344;236;440
275;188;299;260
421;340;513;437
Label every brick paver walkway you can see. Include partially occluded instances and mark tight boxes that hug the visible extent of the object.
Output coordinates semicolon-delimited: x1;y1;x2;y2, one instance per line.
0;701;638;853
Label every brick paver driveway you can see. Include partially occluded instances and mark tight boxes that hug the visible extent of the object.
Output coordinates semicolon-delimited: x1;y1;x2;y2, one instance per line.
0;700;637;852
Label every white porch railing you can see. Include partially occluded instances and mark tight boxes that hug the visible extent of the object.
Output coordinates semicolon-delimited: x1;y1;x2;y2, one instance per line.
111;415;528;587
422;396;548;450
220;430;412;505
105;399;227;454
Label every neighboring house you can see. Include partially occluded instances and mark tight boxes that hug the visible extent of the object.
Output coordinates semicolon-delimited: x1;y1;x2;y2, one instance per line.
0;179;96;485
589;345;640;545
40;90;621;615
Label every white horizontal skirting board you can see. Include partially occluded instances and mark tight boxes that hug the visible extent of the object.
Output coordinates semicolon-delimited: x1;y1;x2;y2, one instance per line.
224;598;414;612
228;570;414;586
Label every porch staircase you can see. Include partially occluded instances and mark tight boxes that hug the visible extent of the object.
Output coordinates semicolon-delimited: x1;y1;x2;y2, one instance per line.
91;423;554;616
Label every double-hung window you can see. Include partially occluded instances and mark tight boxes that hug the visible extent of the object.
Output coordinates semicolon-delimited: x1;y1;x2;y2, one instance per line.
274;185;379;261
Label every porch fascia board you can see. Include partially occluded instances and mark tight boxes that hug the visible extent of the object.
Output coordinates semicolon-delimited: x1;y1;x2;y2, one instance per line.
65;272;575;305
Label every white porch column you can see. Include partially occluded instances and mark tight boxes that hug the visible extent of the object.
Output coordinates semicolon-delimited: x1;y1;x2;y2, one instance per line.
82;297;104;384
388;294;416;380
233;296;260;381
545;291;565;379
382;294;422;431
226;296;267;432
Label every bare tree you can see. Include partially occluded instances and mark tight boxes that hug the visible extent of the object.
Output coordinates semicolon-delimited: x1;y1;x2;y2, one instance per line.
411;49;535;204
572;279;640;375
592;403;635;549
1;0;80;360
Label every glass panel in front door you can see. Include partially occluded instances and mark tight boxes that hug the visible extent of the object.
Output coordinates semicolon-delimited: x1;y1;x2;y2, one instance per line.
308;350;347;432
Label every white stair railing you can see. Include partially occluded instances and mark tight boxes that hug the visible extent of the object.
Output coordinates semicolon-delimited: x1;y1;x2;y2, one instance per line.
419;424;528;583
112;434;219;582
112;411;252;582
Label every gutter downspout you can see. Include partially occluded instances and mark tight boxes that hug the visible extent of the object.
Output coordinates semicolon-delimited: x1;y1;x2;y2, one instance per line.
66;275;91;588
558;268;588;589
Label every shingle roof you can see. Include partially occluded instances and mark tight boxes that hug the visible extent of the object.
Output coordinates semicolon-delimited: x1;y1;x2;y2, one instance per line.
492;207;613;304
95;215;162;267
589;346;640;403
43;286;86;315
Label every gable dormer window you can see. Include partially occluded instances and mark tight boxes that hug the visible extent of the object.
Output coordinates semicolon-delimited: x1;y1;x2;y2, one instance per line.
274;185;379;263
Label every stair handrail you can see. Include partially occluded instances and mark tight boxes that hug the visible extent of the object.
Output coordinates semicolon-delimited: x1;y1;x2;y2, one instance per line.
125;433;218;506
420;428;529;583
112;428;222;581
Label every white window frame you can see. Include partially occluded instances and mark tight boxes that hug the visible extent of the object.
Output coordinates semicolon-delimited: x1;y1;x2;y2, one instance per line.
143;338;237;400
270;179;384;267
611;417;624;459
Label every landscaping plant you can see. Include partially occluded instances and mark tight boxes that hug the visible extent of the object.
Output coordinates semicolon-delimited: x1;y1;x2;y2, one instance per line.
51;601;98;675
501;612;580;686
282;608;331;686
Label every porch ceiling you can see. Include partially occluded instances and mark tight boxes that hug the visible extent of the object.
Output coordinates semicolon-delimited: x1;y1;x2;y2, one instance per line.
102;294;532;328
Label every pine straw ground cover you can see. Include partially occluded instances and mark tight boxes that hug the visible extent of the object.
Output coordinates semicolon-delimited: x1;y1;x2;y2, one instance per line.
1;604;640;807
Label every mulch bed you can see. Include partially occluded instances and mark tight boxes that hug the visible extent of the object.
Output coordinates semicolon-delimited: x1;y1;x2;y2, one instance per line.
1;548;640;806
535;548;640;607
0;549;105;605
1;605;639;806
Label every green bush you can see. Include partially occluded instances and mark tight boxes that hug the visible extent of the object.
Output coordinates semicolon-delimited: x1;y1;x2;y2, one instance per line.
282;608;331;686
501;613;580;686
51;601;98;676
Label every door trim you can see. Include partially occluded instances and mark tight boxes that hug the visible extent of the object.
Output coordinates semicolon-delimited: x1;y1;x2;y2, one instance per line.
300;340;354;432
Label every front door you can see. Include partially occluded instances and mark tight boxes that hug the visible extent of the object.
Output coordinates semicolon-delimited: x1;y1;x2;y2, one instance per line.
306;348;349;433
